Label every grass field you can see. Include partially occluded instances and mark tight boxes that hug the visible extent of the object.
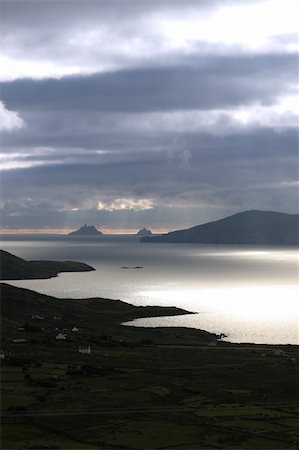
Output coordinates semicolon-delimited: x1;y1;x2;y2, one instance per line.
1;283;299;449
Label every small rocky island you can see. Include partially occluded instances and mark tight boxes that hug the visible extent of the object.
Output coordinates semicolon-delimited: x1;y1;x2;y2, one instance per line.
137;228;152;237
68;224;103;236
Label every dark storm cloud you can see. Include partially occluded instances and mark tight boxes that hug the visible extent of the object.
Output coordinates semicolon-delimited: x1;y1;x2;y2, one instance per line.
1;129;297;215
1;53;296;113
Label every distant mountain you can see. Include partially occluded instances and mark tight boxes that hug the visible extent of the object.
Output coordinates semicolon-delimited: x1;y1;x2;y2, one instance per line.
0;249;95;280
68;224;102;236
137;228;152;237
141;210;299;245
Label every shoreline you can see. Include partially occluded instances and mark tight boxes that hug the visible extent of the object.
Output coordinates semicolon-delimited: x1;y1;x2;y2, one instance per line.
1;281;298;348
2;282;299;450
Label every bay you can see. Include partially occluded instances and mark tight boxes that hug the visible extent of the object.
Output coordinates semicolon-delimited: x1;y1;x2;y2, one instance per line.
1;235;298;345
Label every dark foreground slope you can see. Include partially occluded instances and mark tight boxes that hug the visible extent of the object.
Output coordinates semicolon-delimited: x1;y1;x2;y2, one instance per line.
0;249;95;280
141;210;299;244
1;283;299;450
0;283;192;331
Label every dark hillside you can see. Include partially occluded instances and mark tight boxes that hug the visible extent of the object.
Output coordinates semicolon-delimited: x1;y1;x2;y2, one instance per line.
141;210;299;244
0;249;95;280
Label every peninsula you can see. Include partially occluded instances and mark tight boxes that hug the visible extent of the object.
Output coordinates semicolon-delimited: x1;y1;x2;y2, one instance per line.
1;282;298;450
1;252;299;449
141;210;299;245
0;249;95;280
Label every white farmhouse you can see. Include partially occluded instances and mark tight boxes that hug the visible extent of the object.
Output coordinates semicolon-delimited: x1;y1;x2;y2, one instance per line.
79;345;91;355
56;333;67;340
31;314;45;320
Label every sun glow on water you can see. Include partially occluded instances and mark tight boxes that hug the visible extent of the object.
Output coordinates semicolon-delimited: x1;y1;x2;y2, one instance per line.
2;237;298;344
138;285;298;320
131;284;299;344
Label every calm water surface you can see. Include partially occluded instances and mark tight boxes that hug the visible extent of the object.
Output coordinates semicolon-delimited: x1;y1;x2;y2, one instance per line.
1;235;298;345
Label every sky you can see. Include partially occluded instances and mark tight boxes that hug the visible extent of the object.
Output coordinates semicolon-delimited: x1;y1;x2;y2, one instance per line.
0;0;298;233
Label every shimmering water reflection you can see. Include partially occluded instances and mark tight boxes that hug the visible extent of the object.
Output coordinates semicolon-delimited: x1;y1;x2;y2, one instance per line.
1;236;298;344
124;285;298;344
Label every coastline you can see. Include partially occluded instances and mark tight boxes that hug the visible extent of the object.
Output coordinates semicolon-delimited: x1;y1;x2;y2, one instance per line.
1;282;299;449
1;282;297;349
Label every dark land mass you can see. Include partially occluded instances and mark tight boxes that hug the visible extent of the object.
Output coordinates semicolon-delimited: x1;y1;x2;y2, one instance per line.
68;225;102;236
137;228;152;237
0;249;95;280
141;210;299;245
1;283;299;450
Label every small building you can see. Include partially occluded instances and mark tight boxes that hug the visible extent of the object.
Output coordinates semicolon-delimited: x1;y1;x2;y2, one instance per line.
56;333;67;340
53;316;62;320
289;357;296;365
72;327;79;332
0;351;5;359
79;345;91;355
31;314;45;320
272;349;286;357
12;338;26;343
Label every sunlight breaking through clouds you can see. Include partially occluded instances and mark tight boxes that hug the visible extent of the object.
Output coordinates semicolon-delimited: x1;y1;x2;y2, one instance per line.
97;198;155;212
160;0;298;52
0;101;25;131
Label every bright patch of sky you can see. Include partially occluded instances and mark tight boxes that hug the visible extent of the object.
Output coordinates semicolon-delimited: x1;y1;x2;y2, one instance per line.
160;0;298;52
1;0;298;81
0;101;25;131
97;198;154;212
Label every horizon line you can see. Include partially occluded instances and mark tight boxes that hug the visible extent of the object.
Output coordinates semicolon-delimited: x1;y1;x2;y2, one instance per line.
0;226;178;235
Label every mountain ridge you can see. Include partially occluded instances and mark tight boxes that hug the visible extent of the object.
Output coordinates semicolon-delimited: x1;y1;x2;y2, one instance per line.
141;210;299;245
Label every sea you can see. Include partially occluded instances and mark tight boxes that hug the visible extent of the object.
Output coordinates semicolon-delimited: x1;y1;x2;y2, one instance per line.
1;235;298;345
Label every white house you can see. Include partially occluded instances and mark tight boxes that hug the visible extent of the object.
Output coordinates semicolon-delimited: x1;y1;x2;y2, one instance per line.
72;327;79;332
12;338;26;343
0;351;5;359
53;316;62;320
56;333;67;340
272;349;286;357
31;314;45;320
79;345;91;355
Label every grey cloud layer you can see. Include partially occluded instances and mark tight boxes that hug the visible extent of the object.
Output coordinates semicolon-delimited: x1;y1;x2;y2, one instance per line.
1;0;298;229
2;129;297;224
2;53;296;113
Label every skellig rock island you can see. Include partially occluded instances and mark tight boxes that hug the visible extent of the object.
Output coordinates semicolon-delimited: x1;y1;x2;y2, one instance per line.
137;228;152;237
68;224;103;236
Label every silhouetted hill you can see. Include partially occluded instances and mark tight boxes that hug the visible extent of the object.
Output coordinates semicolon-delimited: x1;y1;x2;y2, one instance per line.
68;224;102;236
137;228;152;236
0;249;95;280
141;210;299;245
